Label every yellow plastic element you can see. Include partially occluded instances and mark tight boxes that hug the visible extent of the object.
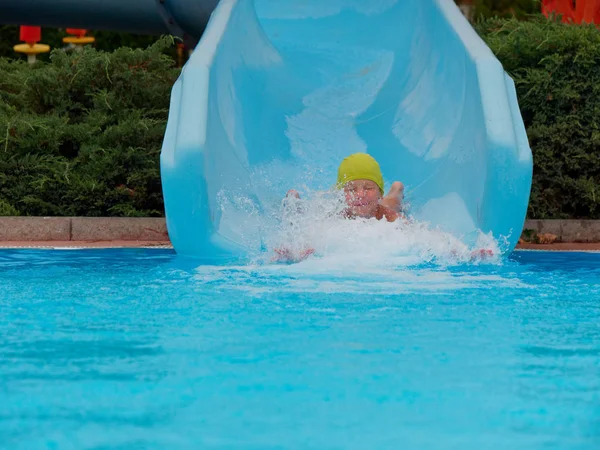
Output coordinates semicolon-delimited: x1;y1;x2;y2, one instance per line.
13;43;50;55
63;36;96;45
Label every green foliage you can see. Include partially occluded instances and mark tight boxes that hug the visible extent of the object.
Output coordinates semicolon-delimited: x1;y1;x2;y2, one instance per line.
477;15;600;218
0;36;179;217
472;0;541;20
0;199;19;216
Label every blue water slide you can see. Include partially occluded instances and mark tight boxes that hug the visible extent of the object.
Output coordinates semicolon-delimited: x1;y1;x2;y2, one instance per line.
162;0;532;257
1;0;533;258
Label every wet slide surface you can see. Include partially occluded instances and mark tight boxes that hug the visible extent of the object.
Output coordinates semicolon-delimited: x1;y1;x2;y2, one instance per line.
160;0;532;258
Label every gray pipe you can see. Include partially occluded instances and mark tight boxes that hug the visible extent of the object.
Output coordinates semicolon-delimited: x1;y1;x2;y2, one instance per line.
0;0;220;42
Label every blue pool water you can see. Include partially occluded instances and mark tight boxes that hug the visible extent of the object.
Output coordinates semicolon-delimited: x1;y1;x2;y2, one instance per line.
1;248;600;449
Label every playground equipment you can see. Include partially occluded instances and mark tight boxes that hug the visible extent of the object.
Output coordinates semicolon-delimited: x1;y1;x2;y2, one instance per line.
542;0;600;23
13;26;50;63
63;28;95;50
0;0;533;258
1;0;218;46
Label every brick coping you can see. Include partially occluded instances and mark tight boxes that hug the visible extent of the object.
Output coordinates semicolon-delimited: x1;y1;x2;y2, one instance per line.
1;218;600;250
518;243;600;252
0;240;172;249
0;241;599;253
0;217;168;242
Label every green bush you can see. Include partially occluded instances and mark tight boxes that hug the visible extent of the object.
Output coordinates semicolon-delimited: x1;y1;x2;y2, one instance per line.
0;36;179;217
471;0;540;20
477;15;600;219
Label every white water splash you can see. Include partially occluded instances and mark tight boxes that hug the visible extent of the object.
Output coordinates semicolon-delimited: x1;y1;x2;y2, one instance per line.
191;262;528;297
251;188;501;267
204;188;519;297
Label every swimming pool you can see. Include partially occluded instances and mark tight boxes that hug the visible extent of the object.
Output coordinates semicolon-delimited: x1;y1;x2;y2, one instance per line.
1;248;599;449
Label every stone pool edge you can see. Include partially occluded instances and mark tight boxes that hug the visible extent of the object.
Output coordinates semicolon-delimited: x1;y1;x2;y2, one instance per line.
1;217;599;251
2;242;599;252
0;240;173;249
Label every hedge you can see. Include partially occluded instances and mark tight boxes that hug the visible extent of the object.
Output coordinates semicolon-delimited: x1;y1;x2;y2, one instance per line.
477;15;600;219
1;15;599;219
0;36;179;216
471;0;539;20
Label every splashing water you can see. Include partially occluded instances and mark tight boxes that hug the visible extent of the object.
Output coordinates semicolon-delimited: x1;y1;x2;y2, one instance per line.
250;188;502;267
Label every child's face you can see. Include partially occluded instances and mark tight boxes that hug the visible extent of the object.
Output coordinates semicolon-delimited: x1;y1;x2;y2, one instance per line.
343;179;381;218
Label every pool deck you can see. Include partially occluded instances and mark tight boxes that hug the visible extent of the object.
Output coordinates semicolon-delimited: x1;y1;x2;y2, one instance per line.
516;242;600;252
0;240;599;252
0;240;173;249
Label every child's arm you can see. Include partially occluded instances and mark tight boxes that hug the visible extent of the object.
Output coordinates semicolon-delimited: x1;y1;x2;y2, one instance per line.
469;248;494;261
273;189;315;263
377;205;402;222
379;181;404;213
272;247;315;263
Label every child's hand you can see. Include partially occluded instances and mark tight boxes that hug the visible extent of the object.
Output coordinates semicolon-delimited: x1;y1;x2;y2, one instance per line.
272;247;315;263
469;249;495;261
379;181;404;212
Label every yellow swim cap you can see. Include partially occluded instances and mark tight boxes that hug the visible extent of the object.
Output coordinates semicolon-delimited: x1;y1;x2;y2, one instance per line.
336;153;385;194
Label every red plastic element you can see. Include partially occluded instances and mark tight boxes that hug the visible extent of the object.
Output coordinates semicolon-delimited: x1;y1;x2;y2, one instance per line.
542;0;600;24
66;28;88;37
19;26;41;45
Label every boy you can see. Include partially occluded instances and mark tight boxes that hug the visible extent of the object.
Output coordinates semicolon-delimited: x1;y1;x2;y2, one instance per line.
274;153;493;262
287;152;405;221
274;153;404;262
